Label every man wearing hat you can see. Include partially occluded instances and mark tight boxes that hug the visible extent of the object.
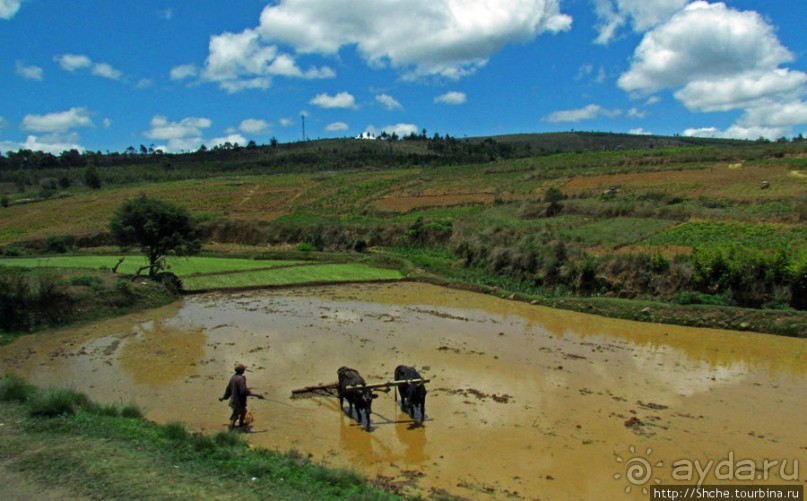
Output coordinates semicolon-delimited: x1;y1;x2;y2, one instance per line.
219;363;264;429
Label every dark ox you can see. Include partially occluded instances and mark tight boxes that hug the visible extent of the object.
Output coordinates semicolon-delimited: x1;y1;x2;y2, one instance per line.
337;366;377;431
395;365;427;425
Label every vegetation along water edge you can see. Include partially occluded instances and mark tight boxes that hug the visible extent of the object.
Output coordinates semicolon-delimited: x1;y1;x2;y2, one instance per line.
1;133;806;340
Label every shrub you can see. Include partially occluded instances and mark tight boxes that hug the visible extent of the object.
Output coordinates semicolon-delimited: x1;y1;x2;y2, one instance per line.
296;242;317;252
790;260;807;310
213;430;247;448
162;421;190;441
29;388;92;417
1;245;26;257
97;403;122;417
310;465;364;489
798;197;807;223
70;275;103;287
45;235;74;254
189;432;216;452
0;375;38;402
120;403;144;419
673;291;732;306
0;268;32;331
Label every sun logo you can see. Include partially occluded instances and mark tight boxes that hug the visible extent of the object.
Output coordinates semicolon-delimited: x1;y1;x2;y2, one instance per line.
614;446;664;494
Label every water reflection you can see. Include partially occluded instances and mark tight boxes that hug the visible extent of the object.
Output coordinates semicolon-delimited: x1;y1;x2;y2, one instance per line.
118;320;207;386
0;282;804;500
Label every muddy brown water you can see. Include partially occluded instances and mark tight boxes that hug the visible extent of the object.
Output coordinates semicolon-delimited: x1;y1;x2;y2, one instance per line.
2;283;804;499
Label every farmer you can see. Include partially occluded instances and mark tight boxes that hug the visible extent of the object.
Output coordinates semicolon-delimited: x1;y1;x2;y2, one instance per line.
219;363;264;428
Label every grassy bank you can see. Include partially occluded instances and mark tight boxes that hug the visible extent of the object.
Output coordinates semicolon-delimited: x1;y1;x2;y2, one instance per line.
0;254;404;292
399;251;807;338
2;250;804;338
0;376;406;500
0;265;178;345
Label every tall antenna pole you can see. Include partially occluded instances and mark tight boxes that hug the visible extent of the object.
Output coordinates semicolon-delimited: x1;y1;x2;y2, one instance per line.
301;114;306;142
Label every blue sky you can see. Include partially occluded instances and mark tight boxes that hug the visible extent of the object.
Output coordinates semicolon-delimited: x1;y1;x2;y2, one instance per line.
1;0;805;154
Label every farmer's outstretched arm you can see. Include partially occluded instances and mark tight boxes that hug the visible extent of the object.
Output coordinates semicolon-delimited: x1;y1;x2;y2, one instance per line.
220;383;232;401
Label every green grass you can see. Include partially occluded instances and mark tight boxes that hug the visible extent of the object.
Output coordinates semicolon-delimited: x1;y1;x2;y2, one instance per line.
0;256;404;292
562;217;677;247
645;220;807;251
181;263;403;291
0;377;403;500
0;255;304;276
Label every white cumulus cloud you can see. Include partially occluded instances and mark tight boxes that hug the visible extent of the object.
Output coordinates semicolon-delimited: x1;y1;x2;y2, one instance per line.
252;0;571;80
146;115;212;141
145;116;216;152
56;53;124;80
0;0;21;19
210;134;247;147
325;121;349;132
376;94;403;111
434;91;467;105
170;64;198;81
197;28;333;93
674;70;807;112
91;62;123;80
684;101;807;140
369;123;419;137
0;134;84;155
310;91;358;109
618;2;807;139
239;118;270;134
543;104;621;123
22;108;94;133
16;61;43;81
56;54;92;72
593;0;687;44
619;2;794;94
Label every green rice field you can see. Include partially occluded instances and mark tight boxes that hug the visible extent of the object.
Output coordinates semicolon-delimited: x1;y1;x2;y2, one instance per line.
0;255;403;291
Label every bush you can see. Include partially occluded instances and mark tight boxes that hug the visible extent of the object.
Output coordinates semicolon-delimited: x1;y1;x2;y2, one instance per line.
672;291;732;306
29;388;92;417
213;430;247;448
691;246;795;309
70;275;103;287
1;245;26;257
120;403;144;419
0;375;38;403
296;242;317;252
162;421;190;441
45;235;74;254
790;260;807;310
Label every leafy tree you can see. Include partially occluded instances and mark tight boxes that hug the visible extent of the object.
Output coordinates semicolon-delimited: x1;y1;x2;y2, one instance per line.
83;165;102;189
544;186;565;217
109;195;201;277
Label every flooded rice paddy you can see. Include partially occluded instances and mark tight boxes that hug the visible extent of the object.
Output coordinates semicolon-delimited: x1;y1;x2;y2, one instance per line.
1;282;805;499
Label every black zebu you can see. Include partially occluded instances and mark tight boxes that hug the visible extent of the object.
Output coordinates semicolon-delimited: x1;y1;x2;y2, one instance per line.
337;366;377;431
395;365;427;425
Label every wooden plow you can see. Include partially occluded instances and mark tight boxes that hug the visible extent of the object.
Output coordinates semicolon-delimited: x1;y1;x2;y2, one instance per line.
291;382;338;397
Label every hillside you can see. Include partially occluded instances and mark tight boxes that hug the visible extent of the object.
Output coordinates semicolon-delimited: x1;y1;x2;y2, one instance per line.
1;133;806;335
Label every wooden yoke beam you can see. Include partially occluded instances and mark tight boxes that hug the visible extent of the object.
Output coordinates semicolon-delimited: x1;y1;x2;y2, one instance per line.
345;378;430;391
